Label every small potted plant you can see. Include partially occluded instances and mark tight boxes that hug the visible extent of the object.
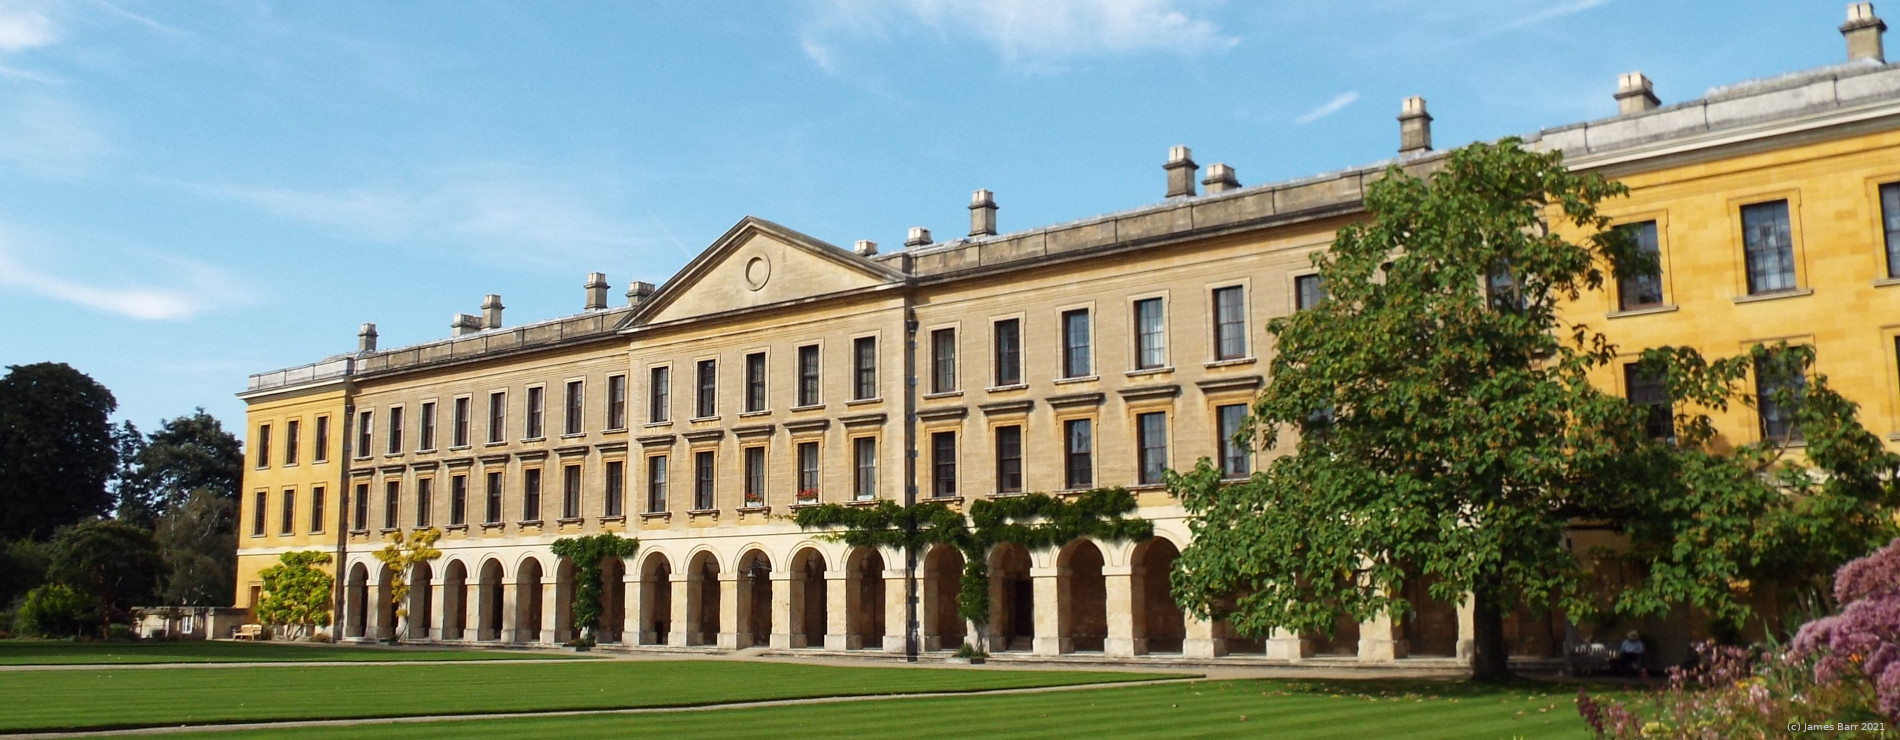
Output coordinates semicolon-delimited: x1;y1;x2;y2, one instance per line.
795;488;820;506
566;632;595;652
949;642;988;665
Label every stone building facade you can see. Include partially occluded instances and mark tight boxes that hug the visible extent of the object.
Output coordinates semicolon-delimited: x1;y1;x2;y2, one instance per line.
237;6;1900;666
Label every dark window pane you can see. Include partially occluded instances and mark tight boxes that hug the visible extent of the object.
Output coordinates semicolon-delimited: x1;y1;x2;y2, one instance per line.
744;447;766;507
853;437;876;500
649;367;670;423
1135;298;1166;369
1217;404;1250;478
1741;201;1797;294
1213;287;1247;360
994;319;1022;386
647;456;669;514
745;353;767;412
1062;310;1091;378
854;337;878;400
1755;351;1807;442
1064;419;1093;489
1885;183;1900;279
1616;221;1665;310
485;472;503;525
932;329;957;393
696;360;717;418
561;465;581;520
522;468;541;522
607;375;627;430
931;431;956;498
450;475;467;526
797;345;820;407
564;381;583;436
1624;363;1674;440
1136;412;1167;485
694;451;714;510
797;442;820;501
1295;275;1326;311
995;426;1023;493
526;387;544;439
310;486;326;533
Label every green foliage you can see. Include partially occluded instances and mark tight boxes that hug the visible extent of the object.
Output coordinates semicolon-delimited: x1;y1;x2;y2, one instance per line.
794;488;1151;630
153;488;237;606
47;518;164;631
14;583;92;638
372;528;442;639
0;538;51;608
549;533;638;635
0;362;120;542
114;409;242;527
255;551;335;638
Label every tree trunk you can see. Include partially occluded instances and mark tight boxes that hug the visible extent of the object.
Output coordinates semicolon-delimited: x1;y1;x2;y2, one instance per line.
1470;589;1511;681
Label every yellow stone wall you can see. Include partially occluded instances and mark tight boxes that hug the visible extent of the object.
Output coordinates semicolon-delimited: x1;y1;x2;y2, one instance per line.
233;382;350;609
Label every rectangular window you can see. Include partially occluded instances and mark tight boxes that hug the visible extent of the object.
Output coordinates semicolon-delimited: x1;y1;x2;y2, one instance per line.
1624;363;1674;440
1884;183;1900;279
649;367;671;423
745;352;767;412
647;455;669;513
1061;309;1092;378
1213;286;1247;360
743;446;766;507
484;471;503;525
386;408;403;455
1136;412;1168;485
1134;298;1166;369
487;392;506;444
695;360;717;418
525;387;545;439
452;397;470;447
251;491;266;536
1741;200;1797;294
995;425;1023;494
604;460;624;517
1617;221;1664;310
310;486;326;533
313;415;330;463
1295;274;1327;311
352;483;369;532
994;318;1022;386
419;401;436;451
1756;351;1807;442
853;437;877;500
256;424;271;468
1064;418;1093;489
853;336;878;400
797;345;821;407
284;420;300;466
796;442;819;499
382;480;400;530
564;380;584;436
279;489;296;535
1217;404;1251;478
415;478;433;528
522;468;542;522
561;464;581;520
931;329;957;393
1486;260;1523;312
449;475;467;526
693;451;715;510
931;431;956;498
606;375;628;430
356;411;372;459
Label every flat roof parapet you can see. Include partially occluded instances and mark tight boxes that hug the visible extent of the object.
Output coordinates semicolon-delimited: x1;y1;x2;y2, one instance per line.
244;357;353;394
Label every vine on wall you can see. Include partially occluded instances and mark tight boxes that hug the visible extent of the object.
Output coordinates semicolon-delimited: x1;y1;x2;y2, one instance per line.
549;532;639;642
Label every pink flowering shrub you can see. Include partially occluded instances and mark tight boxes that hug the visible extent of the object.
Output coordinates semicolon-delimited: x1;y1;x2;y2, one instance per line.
1580;538;1899;737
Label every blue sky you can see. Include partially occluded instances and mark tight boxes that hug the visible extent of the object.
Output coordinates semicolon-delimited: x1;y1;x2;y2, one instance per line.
0;0;1859;432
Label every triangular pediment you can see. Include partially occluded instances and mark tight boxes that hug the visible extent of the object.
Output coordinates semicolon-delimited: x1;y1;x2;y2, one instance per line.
635;217;905;327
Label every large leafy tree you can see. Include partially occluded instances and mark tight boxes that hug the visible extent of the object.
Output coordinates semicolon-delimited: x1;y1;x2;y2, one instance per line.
0;363;119;542
115;409;243;525
46;518;165;632
1169;139;1658;680
153;489;238;606
372;528;441;642
255;551;335;640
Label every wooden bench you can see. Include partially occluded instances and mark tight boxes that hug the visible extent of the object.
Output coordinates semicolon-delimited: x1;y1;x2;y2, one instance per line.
232;624;265;641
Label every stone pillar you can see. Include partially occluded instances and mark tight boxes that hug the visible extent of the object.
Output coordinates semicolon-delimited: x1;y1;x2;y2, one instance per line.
622;570;642;645
668;576;691;647
825;569;851;651
1266;628;1311;661
1103;564;1137;658
498;579;518;644
1031;566;1063;656
539;580;559;644
717;574;740;650
1456;595;1476;660
365;577;386;642
1183;616;1223;659
882;568;908;654
428;580;447;642
1358;611;1405;663
770;571;794;649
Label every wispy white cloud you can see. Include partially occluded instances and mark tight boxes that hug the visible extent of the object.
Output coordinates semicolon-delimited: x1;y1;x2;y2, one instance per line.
802;0;1237;72
1294;91;1360;125
1493;0;1615;34
0;6;57;53
0;229;248;320
0;95;113;176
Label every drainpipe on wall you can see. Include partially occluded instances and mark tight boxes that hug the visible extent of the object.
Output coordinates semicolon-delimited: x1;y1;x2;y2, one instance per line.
902;297;920;663
332;398;354;639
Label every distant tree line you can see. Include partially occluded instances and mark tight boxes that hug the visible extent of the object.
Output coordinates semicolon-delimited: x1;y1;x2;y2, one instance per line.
0;362;242;638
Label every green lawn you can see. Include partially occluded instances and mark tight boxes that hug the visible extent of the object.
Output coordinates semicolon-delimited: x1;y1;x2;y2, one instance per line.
166;678;1603;740
0;639;577;665
0;659;1176;732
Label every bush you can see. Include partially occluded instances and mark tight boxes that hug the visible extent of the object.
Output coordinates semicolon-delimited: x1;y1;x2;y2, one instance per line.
106;623;135;641
954;643;989;660
14;584;93;638
306;632;330;643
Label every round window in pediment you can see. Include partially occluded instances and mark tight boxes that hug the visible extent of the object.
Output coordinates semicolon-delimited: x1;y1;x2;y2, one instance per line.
743;255;771;291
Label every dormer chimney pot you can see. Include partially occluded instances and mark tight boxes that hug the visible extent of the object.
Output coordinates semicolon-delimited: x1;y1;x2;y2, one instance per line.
905;227;932;248
357;323;378;353
1844;2;1888;62
1164;145;1197;198
626;281;655;306
854;239;878;256
481;294;504;330
1399;97;1433;155
969;189;998;237
584;272;609;311
1202;163;1240;194
1614;72;1661;115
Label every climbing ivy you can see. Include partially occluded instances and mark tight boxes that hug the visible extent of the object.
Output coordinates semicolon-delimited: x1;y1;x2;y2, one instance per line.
793;488;1152;641
549;532;639;641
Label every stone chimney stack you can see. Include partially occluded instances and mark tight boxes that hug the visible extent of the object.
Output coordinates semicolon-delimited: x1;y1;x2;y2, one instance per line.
1844;2;1888;62
969;189;998;237
626;281;655;307
358;323;378;353
1614;72;1661;115
584;272;609;311
451;313;483;337
1164;146;1197;198
1202;163;1240;194
905;227;932;248
481;294;504;330
1399;97;1433;155
854;239;878;257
